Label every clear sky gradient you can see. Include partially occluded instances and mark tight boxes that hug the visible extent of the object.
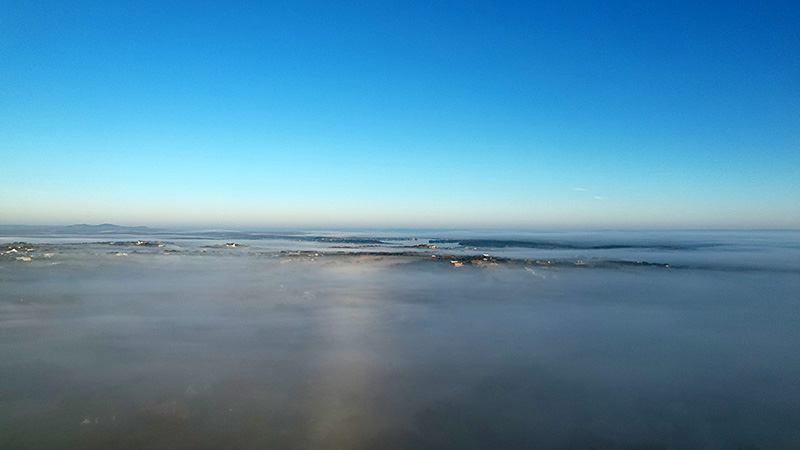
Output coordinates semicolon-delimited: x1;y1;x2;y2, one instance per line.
2;1;798;229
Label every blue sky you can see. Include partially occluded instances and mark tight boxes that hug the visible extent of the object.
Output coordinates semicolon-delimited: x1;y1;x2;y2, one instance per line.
2;0;798;228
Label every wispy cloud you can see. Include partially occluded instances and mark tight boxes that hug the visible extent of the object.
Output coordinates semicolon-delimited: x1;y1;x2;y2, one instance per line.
573;188;605;201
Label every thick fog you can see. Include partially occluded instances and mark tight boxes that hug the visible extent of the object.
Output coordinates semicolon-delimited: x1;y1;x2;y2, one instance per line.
1;232;799;449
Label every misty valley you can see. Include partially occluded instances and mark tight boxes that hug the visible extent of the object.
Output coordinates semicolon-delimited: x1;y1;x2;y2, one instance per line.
1;231;799;449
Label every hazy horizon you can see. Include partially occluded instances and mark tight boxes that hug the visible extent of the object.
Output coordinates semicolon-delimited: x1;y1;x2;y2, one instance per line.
2;222;800;232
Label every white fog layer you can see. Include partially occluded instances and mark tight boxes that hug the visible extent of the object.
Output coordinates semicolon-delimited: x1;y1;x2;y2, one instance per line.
1;230;799;449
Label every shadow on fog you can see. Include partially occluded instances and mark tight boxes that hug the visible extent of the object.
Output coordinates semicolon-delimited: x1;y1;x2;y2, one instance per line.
0;232;799;449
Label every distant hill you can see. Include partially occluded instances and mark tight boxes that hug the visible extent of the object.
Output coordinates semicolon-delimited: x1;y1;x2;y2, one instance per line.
0;225;396;244
0;224;154;235
66;223;151;232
